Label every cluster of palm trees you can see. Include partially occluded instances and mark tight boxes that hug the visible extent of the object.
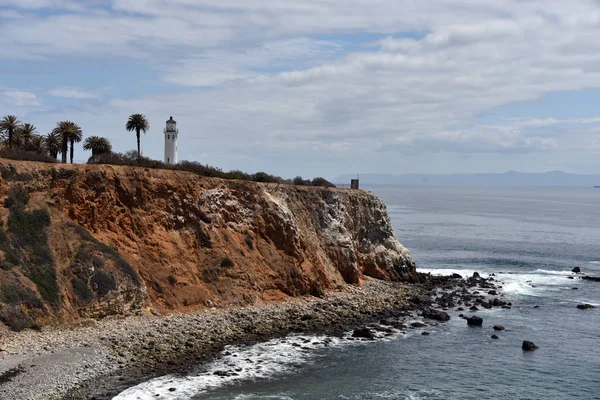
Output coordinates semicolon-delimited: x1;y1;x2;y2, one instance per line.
0;113;151;163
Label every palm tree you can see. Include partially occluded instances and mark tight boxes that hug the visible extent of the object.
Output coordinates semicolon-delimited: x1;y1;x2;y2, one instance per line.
43;131;62;160
83;136;112;161
126;114;149;158
15;123;38;149
0;115;21;148
52;121;82;164
26;135;45;154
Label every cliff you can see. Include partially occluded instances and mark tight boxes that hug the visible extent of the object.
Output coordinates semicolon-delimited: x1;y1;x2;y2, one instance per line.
0;160;415;329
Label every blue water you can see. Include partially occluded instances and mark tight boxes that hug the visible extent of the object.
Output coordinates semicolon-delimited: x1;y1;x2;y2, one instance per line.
116;185;600;400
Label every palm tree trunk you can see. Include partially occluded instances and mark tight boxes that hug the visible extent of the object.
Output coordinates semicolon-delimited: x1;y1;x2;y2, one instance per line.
8;128;13;148
70;138;75;164
136;128;141;158
61;136;68;164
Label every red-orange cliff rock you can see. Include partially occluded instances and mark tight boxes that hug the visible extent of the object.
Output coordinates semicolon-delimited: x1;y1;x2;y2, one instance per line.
0;160;415;327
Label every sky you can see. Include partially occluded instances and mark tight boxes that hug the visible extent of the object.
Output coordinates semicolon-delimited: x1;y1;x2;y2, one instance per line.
1;0;600;179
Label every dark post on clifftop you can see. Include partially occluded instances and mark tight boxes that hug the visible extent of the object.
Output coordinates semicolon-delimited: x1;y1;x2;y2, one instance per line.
351;178;360;190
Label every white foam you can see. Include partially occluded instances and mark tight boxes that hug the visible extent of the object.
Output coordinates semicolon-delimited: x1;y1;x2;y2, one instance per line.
113;335;344;400
589;261;600;265
417;268;484;278
498;269;579;296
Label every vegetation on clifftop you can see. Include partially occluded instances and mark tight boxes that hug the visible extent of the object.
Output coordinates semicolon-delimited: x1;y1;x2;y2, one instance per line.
0;113;336;188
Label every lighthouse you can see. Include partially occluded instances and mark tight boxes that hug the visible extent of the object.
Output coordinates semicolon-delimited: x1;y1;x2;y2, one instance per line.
164;116;178;164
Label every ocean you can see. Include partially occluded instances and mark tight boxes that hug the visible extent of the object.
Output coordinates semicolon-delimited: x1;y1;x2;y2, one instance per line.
115;185;600;400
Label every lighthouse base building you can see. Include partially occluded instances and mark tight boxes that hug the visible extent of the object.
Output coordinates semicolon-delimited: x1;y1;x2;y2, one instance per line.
164;116;178;164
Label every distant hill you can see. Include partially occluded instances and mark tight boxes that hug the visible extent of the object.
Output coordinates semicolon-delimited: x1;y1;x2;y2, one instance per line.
336;171;600;187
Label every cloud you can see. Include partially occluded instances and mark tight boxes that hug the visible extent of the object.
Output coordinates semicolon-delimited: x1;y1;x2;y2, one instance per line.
2;89;40;107
4;0;600;175
49;87;101;100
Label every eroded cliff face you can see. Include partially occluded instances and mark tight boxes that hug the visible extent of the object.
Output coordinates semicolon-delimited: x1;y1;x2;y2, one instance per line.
0;160;415;328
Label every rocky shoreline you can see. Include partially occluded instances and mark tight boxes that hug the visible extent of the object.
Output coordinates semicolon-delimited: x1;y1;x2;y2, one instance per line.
0;279;419;400
0;273;508;400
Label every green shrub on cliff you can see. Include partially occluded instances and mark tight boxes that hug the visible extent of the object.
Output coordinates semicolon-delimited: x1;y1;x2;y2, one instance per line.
89;152;336;188
91;270;116;297
0;305;36;332
6;207;59;305
3;186;30;209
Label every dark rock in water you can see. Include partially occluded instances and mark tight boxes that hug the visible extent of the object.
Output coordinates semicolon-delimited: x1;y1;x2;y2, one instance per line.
582;276;600;282
572;267;581;273
522;341;538;351
422;308;451;322
169;388;177;392
421;331;430;336
488;290;498;295
352;327;376;339
456;307;464;311
491;334;500;339
467;316;483;326
567;276;574;280
410;322;427;328
469;306;479;311
473;272;481;279
213;370;237;377
452;273;463;279
533;305;540;309
572;287;579;290
576;304;596;310
481;301;492;309
492;298;507;307
493;325;505;331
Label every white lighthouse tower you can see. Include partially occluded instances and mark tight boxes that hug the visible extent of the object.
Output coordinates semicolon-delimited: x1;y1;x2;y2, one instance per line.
164;116;178;164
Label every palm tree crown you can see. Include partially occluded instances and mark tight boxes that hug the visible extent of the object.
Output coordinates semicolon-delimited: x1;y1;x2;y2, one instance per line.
126;114;149;158
26;134;45;154
14;123;38;149
83;136;112;160
0;115;21;148
52;121;82;164
43;131;62;160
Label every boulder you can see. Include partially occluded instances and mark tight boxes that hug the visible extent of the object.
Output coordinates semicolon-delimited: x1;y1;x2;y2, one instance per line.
473;272;481;279
572;267;581;273
421;331;430;336
352;327;376;339
576;304;596;310
488;290;498;296
467;316;483;326
469;306;479;311
493;325;505;331
421;308;451;322
490;334;499;339
410;322;427;328
452;273;463;279
522;341;537;351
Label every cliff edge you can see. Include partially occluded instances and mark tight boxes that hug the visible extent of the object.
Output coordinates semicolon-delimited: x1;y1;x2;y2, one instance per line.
0;160;415;328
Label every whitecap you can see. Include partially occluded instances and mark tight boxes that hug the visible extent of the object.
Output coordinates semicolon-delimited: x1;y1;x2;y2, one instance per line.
113;335;345;400
499;269;580;296
417;268;484;278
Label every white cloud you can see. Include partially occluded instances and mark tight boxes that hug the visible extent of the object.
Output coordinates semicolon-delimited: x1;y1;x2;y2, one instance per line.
4;0;600;175
2;90;40;107
49;87;101;100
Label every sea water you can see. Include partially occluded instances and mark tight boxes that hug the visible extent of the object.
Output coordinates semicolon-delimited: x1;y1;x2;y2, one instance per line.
116;185;600;400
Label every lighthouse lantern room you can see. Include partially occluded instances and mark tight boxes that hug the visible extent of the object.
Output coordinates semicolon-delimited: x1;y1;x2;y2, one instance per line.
164;116;178;164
